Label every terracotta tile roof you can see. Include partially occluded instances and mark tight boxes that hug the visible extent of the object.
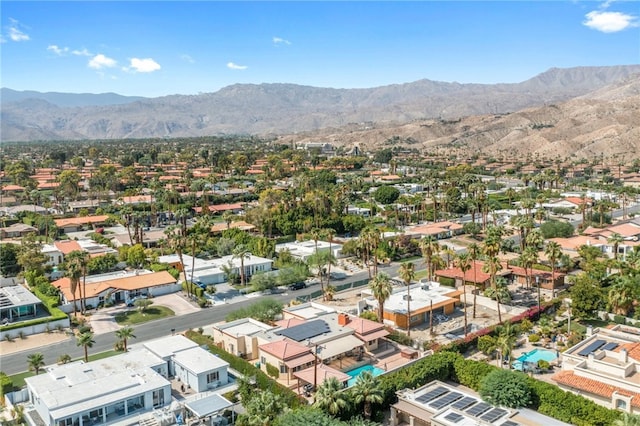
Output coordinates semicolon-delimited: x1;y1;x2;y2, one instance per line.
119;195;153;204
552;370;640;408
52;270;177;301
1;184;25;191
210;221;255;233
259;338;311;360
344;316;385;335
193;203;244;214
617;341;640;362
435;262;491;284
54;215;110;228
274;318;306;329
54;240;83;255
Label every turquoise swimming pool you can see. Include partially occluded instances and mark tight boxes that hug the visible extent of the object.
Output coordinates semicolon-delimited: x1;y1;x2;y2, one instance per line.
512;349;557;371
346;365;385;387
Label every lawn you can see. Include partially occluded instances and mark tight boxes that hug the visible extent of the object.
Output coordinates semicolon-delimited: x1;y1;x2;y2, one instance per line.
114;306;175;325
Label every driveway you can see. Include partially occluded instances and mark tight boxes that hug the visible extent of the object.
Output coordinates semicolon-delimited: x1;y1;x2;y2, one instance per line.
90;293;200;335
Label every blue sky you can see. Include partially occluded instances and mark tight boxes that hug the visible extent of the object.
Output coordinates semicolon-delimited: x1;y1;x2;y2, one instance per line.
1;1;639;97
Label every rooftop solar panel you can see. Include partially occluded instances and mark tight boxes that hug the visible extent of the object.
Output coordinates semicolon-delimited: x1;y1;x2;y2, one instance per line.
430;392;463;409
451;396;477;410
480;407;508;423
502;421;520;426
577;339;606;356
444;412;464;423
274;319;331;342
601;342;619;351
466;402;491;417
415;386;448;404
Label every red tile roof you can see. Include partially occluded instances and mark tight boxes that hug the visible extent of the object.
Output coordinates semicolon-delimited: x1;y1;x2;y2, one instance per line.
259;338;311;360
552;370;640;408
344;316;385;335
54;240;83;255
54;215;110;228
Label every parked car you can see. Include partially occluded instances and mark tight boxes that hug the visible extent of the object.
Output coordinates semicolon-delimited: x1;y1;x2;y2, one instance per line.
288;282;307;291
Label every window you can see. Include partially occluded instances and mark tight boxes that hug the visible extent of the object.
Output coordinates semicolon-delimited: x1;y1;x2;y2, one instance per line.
260;356;266;365
153;390;165;407
207;371;219;383
58;417;73;426
616;399;627;410
279;364;287;374
410;314;422;323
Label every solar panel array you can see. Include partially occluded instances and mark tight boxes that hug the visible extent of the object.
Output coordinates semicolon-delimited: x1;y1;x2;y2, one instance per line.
479;408;508;423
415;386;448;404
414;386;516;425
430;392;463;409
577;339;606;356
444;412;463;423
274;319;331;342
601;342;619;351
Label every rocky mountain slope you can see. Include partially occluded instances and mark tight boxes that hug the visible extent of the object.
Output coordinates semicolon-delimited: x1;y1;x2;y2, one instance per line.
1;65;639;144
282;74;640;160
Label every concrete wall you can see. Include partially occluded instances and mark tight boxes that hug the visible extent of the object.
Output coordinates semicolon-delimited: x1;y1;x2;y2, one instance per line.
0;317;70;340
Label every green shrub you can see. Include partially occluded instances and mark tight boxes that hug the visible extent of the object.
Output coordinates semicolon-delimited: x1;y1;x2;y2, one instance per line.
528;334;541;343
613;315;626;324
438;276;456;287
453;358;496;391
386;329;413;346
0;372;13;397
265;363;280;379
480;370;532;408
537;360;550;370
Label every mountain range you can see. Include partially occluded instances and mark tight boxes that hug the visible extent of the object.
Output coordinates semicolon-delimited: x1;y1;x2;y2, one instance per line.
2;65;640;158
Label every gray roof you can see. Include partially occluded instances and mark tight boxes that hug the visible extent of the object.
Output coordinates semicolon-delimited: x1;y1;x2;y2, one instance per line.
185;393;233;418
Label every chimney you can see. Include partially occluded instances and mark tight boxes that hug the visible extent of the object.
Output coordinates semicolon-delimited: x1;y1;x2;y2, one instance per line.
338;313;350;326
619;349;628;363
586;325;593;337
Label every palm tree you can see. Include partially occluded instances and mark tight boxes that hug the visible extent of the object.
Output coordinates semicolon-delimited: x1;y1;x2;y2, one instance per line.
313;377;349;416
496;322;519;369
63;250;84;317
482;255;503;323
369;272;392;323
608;278;638;316
323;227;336;290
455;253;471;337
232;244;251;287
76;331;95;363
544;241;562;293
607;232;624;261
467;243;481;319
399;262;416;336
115;326;136;352
613;412;640;426
27;352;45;375
420;236;440;281
520;246;538;290
351;371;383;420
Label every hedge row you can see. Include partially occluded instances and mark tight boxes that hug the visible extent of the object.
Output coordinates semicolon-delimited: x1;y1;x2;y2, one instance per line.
0;287;68;333
184;330;302;408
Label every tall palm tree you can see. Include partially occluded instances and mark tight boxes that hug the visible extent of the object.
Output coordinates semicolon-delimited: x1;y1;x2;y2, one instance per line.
232;244;251;287
76;331;95;363
399;262;416;336
496;322;519;369
27;352;45;375
455;253;471;337
351;371;383;420
323;227;336;290
520;246;538;290
482;255;503;323
467;243;481;319
607;278;638;316
369;272;392;323
607;232;624;261
313;377;349;416
115;326;136;352
544;241;563;293
63;250;85;317
420;236;441;281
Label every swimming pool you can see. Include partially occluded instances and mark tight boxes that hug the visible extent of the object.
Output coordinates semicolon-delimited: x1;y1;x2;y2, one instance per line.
512;349;557;371
346;364;385;387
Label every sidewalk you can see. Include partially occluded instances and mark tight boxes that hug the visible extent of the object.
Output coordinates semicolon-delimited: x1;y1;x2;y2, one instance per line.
0;332;71;356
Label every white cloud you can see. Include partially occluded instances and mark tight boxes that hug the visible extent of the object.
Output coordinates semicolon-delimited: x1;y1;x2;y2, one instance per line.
47;45;68;55
227;62;248;70
181;54;195;64
88;54;117;69
8;18;29;42
127;57;161;73
584;10;639;32
273;36;291;45
72;48;91;57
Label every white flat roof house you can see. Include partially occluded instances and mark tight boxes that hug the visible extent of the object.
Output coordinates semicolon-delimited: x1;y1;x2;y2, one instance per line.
25;349;171;426
157;253;273;286
25;335;232;426
275;240;344;262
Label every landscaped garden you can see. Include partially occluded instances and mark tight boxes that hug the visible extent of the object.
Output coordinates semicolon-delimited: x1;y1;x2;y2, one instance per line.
114;306;174;325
